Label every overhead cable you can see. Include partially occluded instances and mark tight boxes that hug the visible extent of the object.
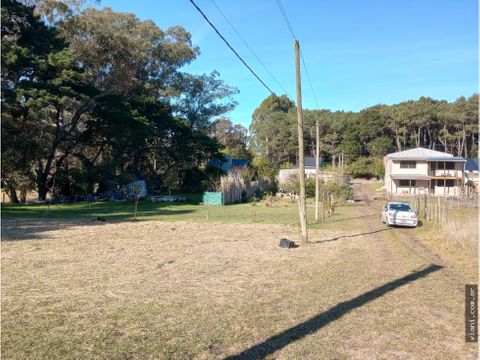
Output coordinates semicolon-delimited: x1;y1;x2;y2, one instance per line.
210;0;290;96
189;0;275;95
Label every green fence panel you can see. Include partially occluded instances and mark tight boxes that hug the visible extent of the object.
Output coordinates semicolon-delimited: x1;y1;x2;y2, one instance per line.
203;192;223;205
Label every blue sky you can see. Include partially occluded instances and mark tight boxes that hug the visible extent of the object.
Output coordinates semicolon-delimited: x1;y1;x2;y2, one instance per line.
102;0;478;127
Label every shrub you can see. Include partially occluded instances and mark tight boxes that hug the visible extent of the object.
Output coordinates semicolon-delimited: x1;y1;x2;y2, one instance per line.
281;175;352;203
347;156;384;179
279;162;295;169
252;156;278;181
326;182;353;202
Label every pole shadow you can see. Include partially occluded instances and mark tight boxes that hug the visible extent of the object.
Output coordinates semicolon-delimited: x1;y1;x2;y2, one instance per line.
225;264;443;360
311;228;390;244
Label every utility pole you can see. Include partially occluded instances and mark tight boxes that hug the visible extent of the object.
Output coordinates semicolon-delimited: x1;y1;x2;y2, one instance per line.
315;117;320;222
295;40;308;243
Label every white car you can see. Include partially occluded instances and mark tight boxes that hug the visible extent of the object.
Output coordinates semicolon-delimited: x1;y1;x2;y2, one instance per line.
381;202;418;227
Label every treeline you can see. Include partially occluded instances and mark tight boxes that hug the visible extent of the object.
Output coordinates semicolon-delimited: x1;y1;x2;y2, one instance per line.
249;93;478;178
1;0;245;202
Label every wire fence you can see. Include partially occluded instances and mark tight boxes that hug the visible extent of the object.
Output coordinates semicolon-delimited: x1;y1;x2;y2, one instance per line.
385;193;478;224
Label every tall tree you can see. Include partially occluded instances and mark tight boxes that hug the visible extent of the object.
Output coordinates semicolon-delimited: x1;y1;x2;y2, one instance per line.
173;71;238;131
249;94;296;166
1;0;96;201
211;118;250;159
63;7;199;97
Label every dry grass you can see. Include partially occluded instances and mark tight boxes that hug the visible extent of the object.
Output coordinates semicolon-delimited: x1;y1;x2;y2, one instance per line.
2;201;477;359
440;208;478;250
413;207;478;279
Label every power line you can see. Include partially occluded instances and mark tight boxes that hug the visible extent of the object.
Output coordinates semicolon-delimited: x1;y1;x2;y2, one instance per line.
274;0;296;40
209;0;290;96
300;50;320;109
189;0;275;95
274;0;320;109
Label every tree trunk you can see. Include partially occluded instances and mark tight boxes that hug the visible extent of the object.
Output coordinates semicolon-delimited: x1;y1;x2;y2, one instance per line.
394;128;402;151
7;185;19;204
426;128;433;149
38;183;48;202
20;189;27;203
36;161;46;201
471;132;476;157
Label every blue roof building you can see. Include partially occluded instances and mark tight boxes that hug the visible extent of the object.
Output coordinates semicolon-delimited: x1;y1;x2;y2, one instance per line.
208;156;250;173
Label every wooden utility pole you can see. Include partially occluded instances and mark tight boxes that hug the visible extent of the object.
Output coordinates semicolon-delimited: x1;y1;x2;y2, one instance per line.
294;40;308;242
315;117;320;222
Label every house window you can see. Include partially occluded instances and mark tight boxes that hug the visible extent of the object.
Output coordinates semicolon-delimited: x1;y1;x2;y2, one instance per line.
438;162;455;170
435;179;455;187
400;161;416;169
445;179;454;187
399;180;416;187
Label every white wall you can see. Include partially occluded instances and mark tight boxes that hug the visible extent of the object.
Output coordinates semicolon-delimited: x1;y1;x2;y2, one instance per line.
390;160;429;175
384;158;465;196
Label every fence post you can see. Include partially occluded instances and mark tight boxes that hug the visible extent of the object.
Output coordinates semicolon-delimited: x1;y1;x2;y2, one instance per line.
437;197;440;223
444;196;448;221
423;194;427;220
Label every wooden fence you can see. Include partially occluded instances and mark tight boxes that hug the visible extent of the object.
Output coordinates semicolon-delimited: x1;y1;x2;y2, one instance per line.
220;174;260;204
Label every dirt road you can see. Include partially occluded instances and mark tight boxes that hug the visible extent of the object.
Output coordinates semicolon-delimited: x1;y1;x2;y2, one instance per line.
1;182;477;359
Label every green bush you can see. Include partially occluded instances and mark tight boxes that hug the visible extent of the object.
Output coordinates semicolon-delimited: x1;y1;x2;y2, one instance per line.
281;176;352;203
252;156;278;181
326;182;353;202
347;157;384;179
279;162;295;169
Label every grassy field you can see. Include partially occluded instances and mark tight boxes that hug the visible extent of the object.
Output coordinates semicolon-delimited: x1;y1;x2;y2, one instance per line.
1;196;357;230
2;187;477;359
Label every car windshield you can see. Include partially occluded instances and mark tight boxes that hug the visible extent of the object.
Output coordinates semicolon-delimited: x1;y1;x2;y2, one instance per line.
389;203;413;212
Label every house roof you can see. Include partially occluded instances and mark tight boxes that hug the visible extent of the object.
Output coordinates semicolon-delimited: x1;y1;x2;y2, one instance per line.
207;156;250;171
466;158;479;172
426;157;466;162
386;147;465;162
304;157;316;168
296;156;324;168
386;147;453;160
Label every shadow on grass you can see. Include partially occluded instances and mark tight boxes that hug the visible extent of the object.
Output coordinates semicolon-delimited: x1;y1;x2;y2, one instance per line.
1;201;198;219
225;264;443;360
1;206;196;241
311;228;390;244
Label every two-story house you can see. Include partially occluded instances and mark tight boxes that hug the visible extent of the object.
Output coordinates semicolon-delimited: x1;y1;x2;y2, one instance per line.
384;147;466;197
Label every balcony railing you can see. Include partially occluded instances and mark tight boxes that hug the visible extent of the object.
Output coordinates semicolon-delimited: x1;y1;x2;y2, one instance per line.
428;170;462;178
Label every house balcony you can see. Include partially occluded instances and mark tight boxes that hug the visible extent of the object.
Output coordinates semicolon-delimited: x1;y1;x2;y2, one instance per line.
428;170;463;179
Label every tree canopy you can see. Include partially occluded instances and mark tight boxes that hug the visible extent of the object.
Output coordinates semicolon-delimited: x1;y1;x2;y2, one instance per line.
1;0;238;202
249;93;478;180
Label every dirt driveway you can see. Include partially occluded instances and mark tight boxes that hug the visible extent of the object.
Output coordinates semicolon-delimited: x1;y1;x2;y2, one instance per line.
2;182;477;359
